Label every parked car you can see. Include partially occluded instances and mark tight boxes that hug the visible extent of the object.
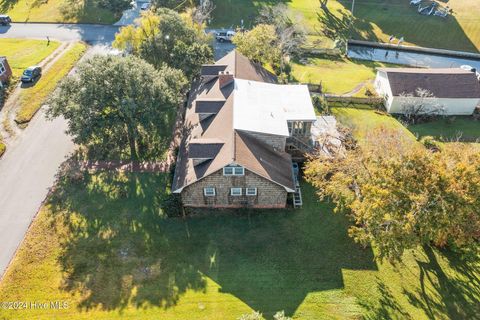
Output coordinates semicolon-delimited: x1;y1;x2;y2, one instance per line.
21;66;42;83
215;30;235;42
140;2;150;10
0;15;11;26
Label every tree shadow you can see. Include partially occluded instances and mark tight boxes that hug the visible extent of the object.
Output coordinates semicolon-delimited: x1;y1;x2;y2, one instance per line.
0;0;19;13
47;168;378;318
402;246;480;319
337;0;478;53
405;116;480;143
360;280;413;320
316;2;378;44
210;0;290;29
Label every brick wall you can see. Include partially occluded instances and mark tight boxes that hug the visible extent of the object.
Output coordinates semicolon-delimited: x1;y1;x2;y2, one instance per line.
181;168;288;208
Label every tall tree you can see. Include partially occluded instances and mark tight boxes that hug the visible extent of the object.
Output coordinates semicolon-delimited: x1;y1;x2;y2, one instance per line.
113;9;213;80
47;55;187;161
232;24;282;67
304;127;480;261
257;4;306;60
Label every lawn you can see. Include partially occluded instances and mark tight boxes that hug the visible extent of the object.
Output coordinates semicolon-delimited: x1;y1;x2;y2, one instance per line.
0;0;119;23
407;116;480;143
15;42;87;124
0;169;478;320
0;39;60;78
290;55;389;95
329;105;416;143
211;0;480;52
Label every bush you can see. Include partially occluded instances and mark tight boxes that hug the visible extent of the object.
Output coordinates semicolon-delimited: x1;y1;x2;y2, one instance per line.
312;94;329;114
160;193;183;217
420;136;442;152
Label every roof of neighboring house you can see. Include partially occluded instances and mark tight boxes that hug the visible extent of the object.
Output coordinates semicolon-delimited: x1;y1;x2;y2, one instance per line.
172;50;297;193
377;67;480;98
215;50;278;83
233;79;316;136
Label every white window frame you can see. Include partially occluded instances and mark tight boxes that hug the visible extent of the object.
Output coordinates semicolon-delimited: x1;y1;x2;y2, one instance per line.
203;187;216;196
223;165;244;176
0;64;5;75
246;187;257;196
230;187;242;196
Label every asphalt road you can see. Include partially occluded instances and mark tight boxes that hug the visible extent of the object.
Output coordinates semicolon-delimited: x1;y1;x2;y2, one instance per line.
0;110;75;277
0;23;120;44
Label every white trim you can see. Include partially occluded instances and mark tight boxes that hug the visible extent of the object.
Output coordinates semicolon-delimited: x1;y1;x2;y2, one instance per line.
203;187;216;196
246;187;257;196
230;187;242;196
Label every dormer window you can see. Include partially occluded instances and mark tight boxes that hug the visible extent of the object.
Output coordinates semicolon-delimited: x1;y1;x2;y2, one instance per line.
223;165;244;176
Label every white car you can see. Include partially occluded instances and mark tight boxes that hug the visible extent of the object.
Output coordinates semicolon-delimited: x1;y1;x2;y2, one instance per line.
215;30;236;42
140;2;150;10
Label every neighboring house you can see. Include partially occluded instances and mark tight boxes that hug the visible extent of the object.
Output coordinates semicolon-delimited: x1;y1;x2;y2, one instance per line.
172;50;326;209
375;68;480;115
0;56;12;86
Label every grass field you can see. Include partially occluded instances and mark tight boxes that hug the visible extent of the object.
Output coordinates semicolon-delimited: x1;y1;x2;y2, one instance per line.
211;0;480;52
291;56;390;95
0;39;60;78
0;170;478;320
407;116;480;142
0;0;119;23
329;105;416;143
15;42;87;124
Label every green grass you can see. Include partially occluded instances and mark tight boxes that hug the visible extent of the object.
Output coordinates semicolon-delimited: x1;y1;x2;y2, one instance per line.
407;116;480;143
291;56;390;95
211;0;480;52
15;42;87;124
0;0;119;23
0;39;60;78
330;105;415;142
0;170;478;319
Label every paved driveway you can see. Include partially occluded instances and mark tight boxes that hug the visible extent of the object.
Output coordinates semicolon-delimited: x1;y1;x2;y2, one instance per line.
0;110;75;277
0;23;119;44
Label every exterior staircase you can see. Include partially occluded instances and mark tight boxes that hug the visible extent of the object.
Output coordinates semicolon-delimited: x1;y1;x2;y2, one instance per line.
293;174;303;208
287;135;315;154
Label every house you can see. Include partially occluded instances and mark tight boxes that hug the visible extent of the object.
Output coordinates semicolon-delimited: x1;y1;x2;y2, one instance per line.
172;50;326;209
0;56;12;86
374;68;480;115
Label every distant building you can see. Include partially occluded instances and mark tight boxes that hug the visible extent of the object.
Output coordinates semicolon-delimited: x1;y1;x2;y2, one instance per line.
0;56;12;86
172;50;337;209
374;68;480;115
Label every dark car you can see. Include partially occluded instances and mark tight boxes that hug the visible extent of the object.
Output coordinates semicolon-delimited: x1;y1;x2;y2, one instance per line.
0;15;11;26
21;66;42;83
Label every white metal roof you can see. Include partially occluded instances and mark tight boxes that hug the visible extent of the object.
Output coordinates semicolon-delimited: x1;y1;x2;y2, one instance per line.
233;79;316;136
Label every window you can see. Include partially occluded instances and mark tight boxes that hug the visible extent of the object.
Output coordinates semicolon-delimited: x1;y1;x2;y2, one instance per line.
230;188;242;196
223;165;244;176
246;187;257;196
204;187;216;196
0;64;5;75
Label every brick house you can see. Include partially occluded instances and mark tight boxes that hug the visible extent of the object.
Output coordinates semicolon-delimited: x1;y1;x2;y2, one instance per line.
172;50;319;208
0;56;12;86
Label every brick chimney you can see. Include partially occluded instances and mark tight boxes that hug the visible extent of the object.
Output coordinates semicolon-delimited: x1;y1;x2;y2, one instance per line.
218;71;234;88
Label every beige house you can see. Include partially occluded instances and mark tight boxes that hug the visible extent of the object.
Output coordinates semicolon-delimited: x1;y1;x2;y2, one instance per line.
375;68;480;115
172;51;321;209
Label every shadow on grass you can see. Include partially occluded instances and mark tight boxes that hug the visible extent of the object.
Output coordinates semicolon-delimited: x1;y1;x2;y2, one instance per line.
405;116;480;143
47;168;378;318
402;246;480;319
210;0;289;29
316;2;378;45
337;0;478;53
0;0;19;13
